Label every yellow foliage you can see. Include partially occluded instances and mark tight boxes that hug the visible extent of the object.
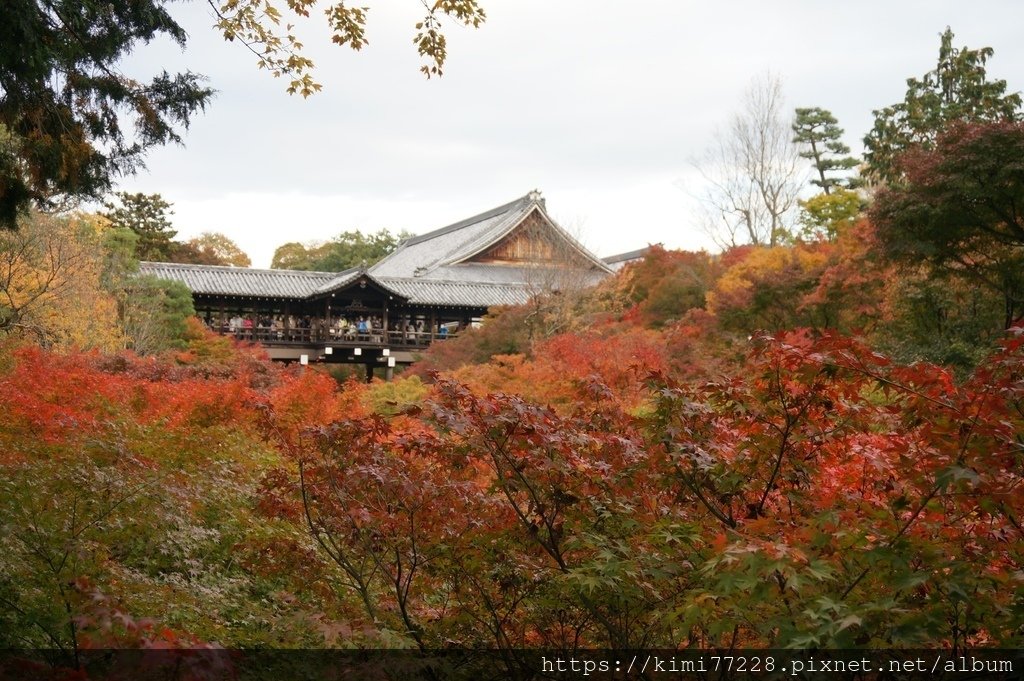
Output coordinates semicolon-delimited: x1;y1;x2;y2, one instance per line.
708;245;833;332
709;247;827;312
213;0;485;93
0;212;125;351
362;375;430;416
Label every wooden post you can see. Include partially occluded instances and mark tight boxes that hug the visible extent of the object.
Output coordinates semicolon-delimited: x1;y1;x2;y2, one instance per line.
324;297;331;343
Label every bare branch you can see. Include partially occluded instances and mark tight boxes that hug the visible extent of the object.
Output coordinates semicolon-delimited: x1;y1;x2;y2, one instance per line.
691;72;806;247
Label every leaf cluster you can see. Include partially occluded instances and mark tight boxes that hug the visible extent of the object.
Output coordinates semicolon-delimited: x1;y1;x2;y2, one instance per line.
871;120;1024;330
0;1;213;225
213;0;486;92
864;27;1022;184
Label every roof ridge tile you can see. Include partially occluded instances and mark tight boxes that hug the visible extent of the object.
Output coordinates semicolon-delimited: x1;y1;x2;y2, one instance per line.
397;191;536;248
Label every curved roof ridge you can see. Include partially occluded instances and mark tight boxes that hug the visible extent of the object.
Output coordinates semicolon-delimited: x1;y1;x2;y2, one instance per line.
314;268;408;301
432;204;535;269
398;191;536;248
139;260;340;278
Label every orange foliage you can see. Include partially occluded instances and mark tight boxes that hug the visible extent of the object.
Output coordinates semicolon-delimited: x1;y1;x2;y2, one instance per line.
708;243;834;332
265;368;367;447
4;238;1024;653
450;327;667;411
619;246;720;328
0;329;353;448
0;346;136;444
806;218;890;333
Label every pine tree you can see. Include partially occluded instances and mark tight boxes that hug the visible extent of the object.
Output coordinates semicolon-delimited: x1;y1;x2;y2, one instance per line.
102;192;178;262
792;107;860;194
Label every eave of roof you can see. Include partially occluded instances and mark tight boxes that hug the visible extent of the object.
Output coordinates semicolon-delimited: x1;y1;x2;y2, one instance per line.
138;261;337;298
137;261;534;309
377;277;533;308
603;245;656;264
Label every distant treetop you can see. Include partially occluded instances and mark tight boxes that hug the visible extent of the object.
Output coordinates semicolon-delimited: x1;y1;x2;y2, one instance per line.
271;228;413;272
864;27;1022;184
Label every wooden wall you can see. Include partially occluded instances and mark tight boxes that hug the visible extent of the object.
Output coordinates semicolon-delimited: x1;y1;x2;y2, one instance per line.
470;212;589;266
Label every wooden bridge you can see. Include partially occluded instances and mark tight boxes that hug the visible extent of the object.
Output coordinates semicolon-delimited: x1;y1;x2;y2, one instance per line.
208;324;459;379
140;191;615;379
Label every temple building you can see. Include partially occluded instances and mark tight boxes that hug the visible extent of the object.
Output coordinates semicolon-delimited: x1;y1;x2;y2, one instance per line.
140;191;614;377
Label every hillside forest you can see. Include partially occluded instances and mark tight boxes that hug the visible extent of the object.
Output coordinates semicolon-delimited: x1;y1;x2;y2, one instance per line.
0;27;1023;670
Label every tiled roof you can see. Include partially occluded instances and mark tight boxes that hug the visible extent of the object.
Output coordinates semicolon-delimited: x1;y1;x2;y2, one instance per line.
369;194;533;278
377;277;533;308
603;246;655;265
603;246;656;272
312;268;363;295
138;261;336;298
138;261;534;309
370;190;611;279
140;192;613;310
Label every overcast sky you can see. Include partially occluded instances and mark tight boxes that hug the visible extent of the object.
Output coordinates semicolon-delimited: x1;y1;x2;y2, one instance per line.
114;1;1024;268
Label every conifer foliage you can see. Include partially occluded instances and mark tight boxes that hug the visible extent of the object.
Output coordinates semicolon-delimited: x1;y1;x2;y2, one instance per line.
0;1;213;227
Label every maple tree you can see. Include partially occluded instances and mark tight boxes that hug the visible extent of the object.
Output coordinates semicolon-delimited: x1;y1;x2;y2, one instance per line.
447;329;667;414
281;332;1024;650
707;243;835;335
871;121;1024;330
0;289;1022;657
0;211;124;350
617;246;719;329
803;218;888;336
646;329;1024;646
211;0;487;95
3;180;1024;661
408;304;534;378
0;338;359;652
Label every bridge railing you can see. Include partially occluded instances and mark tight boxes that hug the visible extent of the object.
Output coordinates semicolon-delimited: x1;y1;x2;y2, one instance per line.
209;325;457;349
